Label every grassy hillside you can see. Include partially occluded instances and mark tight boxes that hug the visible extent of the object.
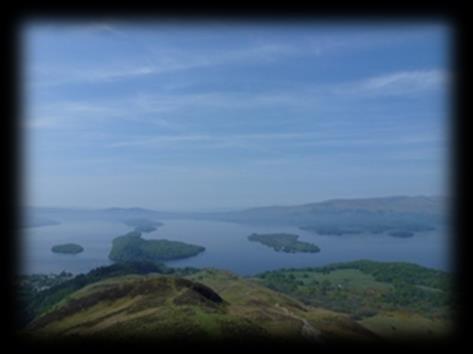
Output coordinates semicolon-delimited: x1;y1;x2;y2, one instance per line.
185;268;377;341
26;276;230;341
22;267;377;343
17;262;198;327
255;260;453;339
20;260;452;343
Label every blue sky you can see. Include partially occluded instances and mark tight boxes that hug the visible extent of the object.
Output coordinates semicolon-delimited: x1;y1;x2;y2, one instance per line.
22;21;451;211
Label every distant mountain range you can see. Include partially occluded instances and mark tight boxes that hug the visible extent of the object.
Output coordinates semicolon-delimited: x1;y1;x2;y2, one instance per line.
24;195;448;232
210;195;445;220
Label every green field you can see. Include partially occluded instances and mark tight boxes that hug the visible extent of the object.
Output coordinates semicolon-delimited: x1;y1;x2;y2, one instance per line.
359;311;452;340
256;260;452;324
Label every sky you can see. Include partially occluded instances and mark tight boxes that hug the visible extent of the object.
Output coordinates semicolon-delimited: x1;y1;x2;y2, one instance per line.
22;21;451;211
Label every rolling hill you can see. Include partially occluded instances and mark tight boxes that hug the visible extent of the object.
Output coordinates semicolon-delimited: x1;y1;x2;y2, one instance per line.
20;260;452;343
211;195;446;222
23;269;377;343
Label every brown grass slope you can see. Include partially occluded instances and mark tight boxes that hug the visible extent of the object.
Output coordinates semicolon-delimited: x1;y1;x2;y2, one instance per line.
24;270;379;343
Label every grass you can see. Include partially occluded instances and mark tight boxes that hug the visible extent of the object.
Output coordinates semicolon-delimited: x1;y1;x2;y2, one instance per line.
255;261;451;325
23;262;452;342
25;269;378;342
280;269;392;291
359;310;452;339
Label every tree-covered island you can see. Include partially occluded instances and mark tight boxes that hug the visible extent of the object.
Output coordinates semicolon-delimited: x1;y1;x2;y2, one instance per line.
300;226;363;236
248;233;320;253
51;243;84;254
123;218;164;233
109;231;205;263
388;230;415;238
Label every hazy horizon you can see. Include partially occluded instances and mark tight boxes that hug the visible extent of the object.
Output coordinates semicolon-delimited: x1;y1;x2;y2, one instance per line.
22;21;450;210
25;193;445;213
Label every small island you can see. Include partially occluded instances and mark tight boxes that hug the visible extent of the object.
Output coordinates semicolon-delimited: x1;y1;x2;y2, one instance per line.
51;243;84;255
123;218;163;233
300;226;363;236
300;223;435;236
388;230;415;238
109;231;205;263
248;233;320;253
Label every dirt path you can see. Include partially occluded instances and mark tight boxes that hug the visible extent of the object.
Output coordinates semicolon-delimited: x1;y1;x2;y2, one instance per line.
275;303;322;342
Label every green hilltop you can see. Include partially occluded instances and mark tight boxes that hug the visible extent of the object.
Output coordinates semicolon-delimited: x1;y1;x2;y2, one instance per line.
19;260;453;343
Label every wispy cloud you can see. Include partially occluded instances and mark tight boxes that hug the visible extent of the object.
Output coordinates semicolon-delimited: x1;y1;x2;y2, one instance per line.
332;69;448;96
28;42;296;88
106;132;313;149
23;116;59;129
106;130;444;151
27;22;448;92
25;67;448;131
116;70;447;116
25;95;190;130
24;89;319;130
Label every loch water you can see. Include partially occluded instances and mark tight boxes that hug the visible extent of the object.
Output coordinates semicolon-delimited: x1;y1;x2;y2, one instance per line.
21;219;451;275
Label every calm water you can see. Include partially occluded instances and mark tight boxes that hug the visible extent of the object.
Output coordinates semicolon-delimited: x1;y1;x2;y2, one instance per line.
21;219;452;276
